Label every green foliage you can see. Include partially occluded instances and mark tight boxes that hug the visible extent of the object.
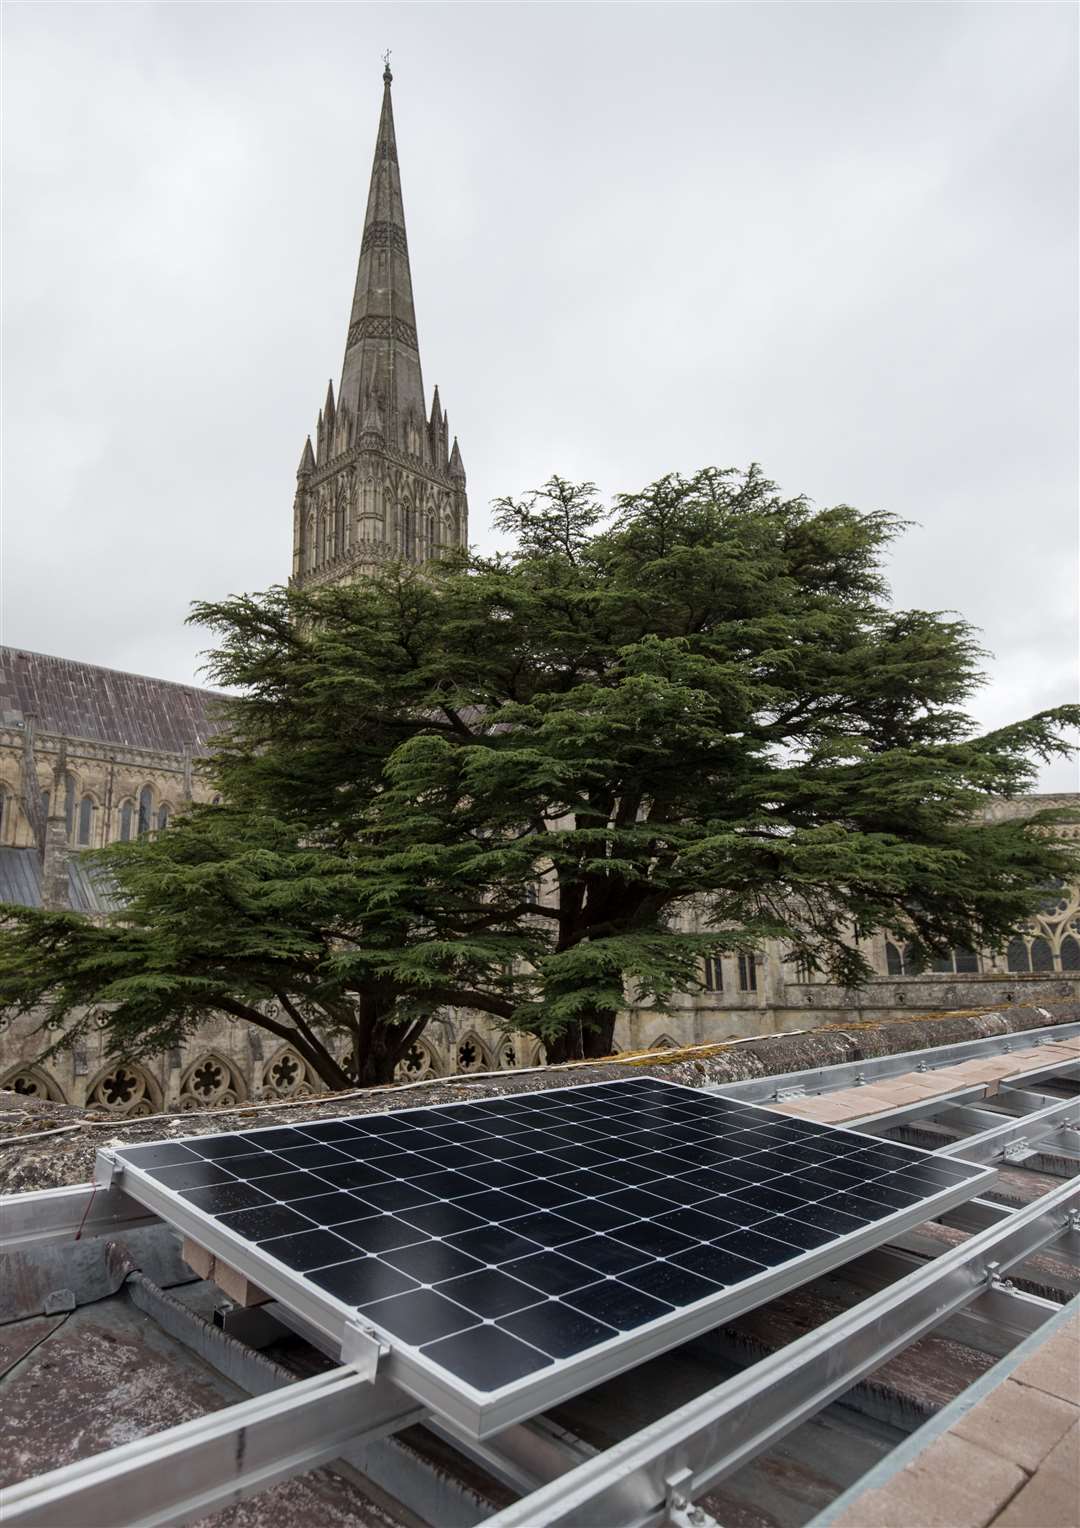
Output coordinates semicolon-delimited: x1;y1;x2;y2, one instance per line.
2;463;1076;1078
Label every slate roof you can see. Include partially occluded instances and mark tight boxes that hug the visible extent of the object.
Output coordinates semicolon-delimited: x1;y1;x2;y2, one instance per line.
0;647;224;757
0;846;119;914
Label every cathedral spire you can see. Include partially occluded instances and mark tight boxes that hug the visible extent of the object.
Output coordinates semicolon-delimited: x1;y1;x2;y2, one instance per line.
291;66;468;590
338;61;426;445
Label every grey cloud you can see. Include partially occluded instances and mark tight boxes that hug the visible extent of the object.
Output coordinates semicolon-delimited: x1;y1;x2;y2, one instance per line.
2;2;1075;785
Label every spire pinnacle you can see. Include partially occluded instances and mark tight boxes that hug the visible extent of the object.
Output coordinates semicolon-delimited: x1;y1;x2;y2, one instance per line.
297;436;315;475
382;49;392;85
339;55;425;447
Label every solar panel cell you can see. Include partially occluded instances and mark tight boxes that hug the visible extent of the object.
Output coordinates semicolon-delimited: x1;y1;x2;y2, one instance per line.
564;1279;673;1329
422;1326;551;1389
309;1257;418;1305
497;1301;618;1359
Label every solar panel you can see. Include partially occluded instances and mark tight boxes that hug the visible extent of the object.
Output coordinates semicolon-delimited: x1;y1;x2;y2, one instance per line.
101;1076;994;1436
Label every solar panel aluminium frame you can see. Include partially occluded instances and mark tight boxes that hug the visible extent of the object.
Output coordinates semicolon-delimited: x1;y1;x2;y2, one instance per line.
96;1079;997;1440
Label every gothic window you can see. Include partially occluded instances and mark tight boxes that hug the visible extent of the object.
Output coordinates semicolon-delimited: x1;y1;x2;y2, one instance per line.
886;942;926;976
157;804;171;831
179;1053;243;1109
335;486;346;554
1006;937;1031;973
702;956;723;992
1060;935;1080;971
1031;936;1054;972
138;785;153;837
119;800;134;842
64;772;77;841
426;513;436;557
361;477;377;538
402;503;416;560
737;953;758;992
306;511;317;571
40;788;49;823
1;1064;66;1103
456;1034;489;1073
929;947;979;974
262;1045;316;1098
77;795;95;846
87;1061;160;1117
0;788;8;841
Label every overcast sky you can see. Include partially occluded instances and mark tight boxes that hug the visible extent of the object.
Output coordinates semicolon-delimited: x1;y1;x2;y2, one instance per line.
2;2;1077;788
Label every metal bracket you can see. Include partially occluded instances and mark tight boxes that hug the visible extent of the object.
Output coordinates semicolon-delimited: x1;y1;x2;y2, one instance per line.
95;1149;124;1189
1002;1137;1032;1163
775;1085;806;1102
341;1318;390;1381
664;1468;720;1528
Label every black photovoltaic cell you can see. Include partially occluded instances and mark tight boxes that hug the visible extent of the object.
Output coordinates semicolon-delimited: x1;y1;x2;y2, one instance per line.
113;1077;989;1406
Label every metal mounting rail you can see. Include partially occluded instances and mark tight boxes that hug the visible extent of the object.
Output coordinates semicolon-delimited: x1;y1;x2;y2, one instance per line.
934;1092;1080;1163
0;1180;159;1252
0;1366;425;1527
706;1021;1080;1104
480;1176;1080;1528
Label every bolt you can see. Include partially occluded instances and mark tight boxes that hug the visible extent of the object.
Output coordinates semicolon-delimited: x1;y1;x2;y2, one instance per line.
688;1510;707;1527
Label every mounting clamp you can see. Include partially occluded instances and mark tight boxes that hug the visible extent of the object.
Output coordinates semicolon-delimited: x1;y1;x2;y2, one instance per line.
664;1469;720;1528
95;1149;124;1189
775;1085;806;1102
341;1318;390;1382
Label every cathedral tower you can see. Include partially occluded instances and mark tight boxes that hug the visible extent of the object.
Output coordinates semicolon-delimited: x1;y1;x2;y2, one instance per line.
291;63;468;589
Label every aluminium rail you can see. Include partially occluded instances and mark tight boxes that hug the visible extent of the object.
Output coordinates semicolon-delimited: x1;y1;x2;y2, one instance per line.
706;1020;1080;1104
0;1367;425;1528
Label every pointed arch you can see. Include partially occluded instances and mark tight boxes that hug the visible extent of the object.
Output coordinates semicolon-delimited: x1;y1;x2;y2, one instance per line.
179;1052;247;1110
77;794;97;846
85;1060;162;1117
262;1044;318;1098
454;1032;492;1074
1;1064;68;1104
395;1038;442;1082
63;772;77;840
1031;936;1054;972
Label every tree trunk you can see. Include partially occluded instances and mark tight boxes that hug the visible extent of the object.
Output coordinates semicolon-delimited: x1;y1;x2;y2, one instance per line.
543;1008;618;1066
356;1010;429;1088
